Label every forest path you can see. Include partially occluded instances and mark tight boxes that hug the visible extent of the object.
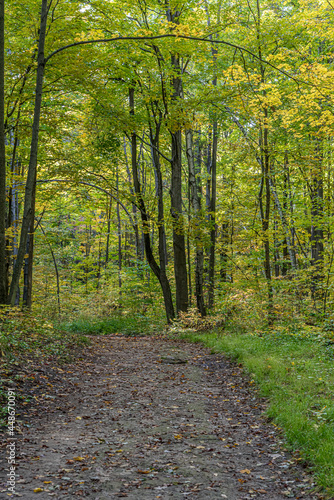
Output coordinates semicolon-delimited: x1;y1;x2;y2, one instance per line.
1;335;318;499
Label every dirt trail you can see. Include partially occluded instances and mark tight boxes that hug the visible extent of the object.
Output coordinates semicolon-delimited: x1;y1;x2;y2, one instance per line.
1;335;318;499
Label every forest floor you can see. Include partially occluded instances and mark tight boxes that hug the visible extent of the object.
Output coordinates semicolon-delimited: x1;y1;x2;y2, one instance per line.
0;334;323;499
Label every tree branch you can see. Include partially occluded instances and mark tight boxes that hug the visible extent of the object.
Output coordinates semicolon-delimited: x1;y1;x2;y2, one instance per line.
44;33;306;84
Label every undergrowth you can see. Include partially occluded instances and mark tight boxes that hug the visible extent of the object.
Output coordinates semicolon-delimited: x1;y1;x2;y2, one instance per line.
0;307;89;427
57;312;158;337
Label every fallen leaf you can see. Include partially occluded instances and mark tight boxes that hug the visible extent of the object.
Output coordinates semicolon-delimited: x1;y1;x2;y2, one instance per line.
240;469;251;474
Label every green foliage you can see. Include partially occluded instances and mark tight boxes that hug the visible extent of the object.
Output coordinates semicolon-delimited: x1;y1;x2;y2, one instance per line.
59;313;152;337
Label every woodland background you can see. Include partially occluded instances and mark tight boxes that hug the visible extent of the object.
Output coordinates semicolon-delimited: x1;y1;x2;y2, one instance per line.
1;0;334;329
2;0;334;495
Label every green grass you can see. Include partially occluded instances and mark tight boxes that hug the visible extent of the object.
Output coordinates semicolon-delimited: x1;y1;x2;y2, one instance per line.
180;328;334;497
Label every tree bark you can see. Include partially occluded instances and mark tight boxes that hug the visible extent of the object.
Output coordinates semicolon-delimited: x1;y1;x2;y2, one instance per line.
310;140;324;300
261;114;274;324
186;128;206;316
256;0;273;324
105;196;112;266
269;178;297;271
37;220;61;314
0;0;6;303
220;223;229;281
116;165;122;298
130;88;174;322
205;0;219;310
208;121;217;309
8;0;48;305
164;4;188;314
23;174;37;308
169;56;188;313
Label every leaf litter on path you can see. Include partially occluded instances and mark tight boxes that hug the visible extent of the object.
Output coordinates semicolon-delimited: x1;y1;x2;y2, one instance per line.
0;335;321;499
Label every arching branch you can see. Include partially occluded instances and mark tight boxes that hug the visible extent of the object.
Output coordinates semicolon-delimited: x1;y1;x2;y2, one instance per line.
44;34;306;85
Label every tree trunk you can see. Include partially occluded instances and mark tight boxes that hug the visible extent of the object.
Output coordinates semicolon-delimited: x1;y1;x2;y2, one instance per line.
23;176;37;308
270;178;297;271
261;115;274;324
220;223;229;281
274;214;280;278
204;0;219;310
0;0;6;303
105;197;112;266
164;5;188;314
170;58;188;313
37;221;61;314
123;137;141;266
310;140;324;301
116;166;122;298
130;88;174;322
256;0;273;324
186;128;206;317
8;0;48;305
208;121;217;309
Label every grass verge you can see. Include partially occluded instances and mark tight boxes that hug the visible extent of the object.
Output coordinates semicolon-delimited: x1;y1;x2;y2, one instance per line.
180;328;334;498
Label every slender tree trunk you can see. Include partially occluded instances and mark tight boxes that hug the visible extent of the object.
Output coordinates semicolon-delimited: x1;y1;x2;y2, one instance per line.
8;0;48;305
23;174;37;308
0;0;6;303
23;234;30;305
164;5;188;313
274;214;280;278
105;197;112;266
220;223;229;281
310;140;324;301
205;0;219;310
170;60;188;313
256;0;273;324
151;136;175;322
123;137;141;265
37;221;61;314
270;178;297;271
261;116;274;324
116;166;122;298
282;155;297;275
186;128;206;316
208;121;217;309
187;229;192;307
149;122;175;320
130;88;174;322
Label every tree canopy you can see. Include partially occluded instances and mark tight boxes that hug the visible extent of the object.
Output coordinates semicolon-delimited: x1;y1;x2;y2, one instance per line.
1;0;334;326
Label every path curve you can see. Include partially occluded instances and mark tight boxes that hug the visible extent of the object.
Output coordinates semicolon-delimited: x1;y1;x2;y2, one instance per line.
1;335;317;499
